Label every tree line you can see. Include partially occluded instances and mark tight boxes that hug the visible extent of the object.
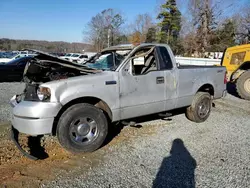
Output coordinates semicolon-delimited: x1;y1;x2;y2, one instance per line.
84;0;250;57
0;38;95;53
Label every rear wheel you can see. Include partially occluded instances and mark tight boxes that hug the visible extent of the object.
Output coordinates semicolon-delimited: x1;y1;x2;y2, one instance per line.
57;103;108;153
236;71;250;100
186;92;212;123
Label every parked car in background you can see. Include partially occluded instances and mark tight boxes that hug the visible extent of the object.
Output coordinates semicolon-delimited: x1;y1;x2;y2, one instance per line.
49;52;66;57
66;53;85;62
59;53;74;60
60;53;88;63
0;52;17;58
75;54;89;64
0;56;33;82
0;53;36;63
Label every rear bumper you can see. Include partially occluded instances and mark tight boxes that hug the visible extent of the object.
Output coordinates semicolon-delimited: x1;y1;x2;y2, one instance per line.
222;89;227;98
10;96;62;136
214;89;227;99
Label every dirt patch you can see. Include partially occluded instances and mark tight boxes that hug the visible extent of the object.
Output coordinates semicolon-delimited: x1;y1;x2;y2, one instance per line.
0;134;71;187
0;120;168;188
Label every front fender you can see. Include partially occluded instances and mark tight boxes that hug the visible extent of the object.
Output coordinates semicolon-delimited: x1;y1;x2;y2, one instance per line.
58;82;119;111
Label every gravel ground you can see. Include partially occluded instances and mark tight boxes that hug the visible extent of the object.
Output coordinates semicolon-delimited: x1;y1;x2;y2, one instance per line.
41;94;250;188
0;83;249;188
0;82;25;122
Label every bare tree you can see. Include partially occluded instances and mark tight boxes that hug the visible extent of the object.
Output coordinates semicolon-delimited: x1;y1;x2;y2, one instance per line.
237;5;250;43
84;9;124;51
130;13;154;43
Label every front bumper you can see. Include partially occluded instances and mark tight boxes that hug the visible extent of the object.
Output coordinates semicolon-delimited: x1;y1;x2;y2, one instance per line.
10;95;62;136
12;115;55;135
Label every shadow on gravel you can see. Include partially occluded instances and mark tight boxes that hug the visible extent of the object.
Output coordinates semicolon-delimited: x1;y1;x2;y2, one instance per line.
102;108;187;148
153;139;197;188
28;136;49;159
227;82;240;98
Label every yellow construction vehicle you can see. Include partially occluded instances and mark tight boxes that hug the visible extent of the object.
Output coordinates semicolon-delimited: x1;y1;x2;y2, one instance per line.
221;44;250;100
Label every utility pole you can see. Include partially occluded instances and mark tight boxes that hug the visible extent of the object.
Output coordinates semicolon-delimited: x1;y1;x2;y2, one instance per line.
202;0;210;56
108;28;111;48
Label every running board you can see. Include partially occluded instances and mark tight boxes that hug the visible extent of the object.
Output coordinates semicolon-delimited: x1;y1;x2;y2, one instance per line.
121;121;136;126
158;112;172;118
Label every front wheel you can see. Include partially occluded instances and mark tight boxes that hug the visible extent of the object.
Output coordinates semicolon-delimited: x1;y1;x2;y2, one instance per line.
186;92;212;123
57;103;108;153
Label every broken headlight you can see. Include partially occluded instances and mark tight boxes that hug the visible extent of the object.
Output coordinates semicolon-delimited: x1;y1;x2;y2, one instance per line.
37;87;51;101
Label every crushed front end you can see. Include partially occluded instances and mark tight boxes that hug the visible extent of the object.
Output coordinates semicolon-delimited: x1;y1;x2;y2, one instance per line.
10;84;62;160
10;49;99;160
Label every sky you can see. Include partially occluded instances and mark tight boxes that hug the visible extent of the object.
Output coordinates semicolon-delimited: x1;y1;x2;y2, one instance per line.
0;0;248;43
0;0;162;43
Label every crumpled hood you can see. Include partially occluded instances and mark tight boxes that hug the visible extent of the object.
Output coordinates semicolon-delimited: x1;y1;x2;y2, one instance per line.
23;49;100;73
22;49;100;84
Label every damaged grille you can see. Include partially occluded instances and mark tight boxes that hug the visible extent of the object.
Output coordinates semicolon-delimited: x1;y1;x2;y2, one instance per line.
23;84;40;101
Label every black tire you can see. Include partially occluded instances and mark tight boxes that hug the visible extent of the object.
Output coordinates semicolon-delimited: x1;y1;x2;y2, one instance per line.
56;103;108;153
186;92;212;123
236;71;250;100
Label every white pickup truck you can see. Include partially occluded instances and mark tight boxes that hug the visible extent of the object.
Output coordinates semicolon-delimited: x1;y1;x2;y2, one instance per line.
10;44;227;159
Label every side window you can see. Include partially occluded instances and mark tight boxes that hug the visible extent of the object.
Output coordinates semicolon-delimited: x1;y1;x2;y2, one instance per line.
79;55;88;59
15;55;20;59
131;48;158;75
158;47;173;70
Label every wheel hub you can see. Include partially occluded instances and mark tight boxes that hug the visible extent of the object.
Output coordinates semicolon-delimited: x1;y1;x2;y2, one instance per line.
197;99;210;118
69;117;98;144
77;124;90;136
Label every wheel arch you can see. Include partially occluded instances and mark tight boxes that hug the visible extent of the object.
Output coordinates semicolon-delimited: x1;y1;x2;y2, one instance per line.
196;83;214;96
52;96;112;135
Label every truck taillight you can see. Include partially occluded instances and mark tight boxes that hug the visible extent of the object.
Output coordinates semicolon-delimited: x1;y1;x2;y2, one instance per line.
224;71;227;84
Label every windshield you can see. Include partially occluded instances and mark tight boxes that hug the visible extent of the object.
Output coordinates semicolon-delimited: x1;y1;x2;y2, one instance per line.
65;53;72;57
0;52;18;59
86;53;125;71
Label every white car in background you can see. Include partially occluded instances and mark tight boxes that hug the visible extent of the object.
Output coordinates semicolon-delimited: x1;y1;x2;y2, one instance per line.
60;53;88;63
68;54;88;63
60;53;74;60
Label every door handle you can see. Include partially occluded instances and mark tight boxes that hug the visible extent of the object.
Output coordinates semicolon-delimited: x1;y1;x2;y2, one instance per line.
156;76;164;84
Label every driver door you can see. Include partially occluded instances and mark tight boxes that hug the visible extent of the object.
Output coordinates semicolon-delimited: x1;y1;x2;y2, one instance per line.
119;48;166;119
